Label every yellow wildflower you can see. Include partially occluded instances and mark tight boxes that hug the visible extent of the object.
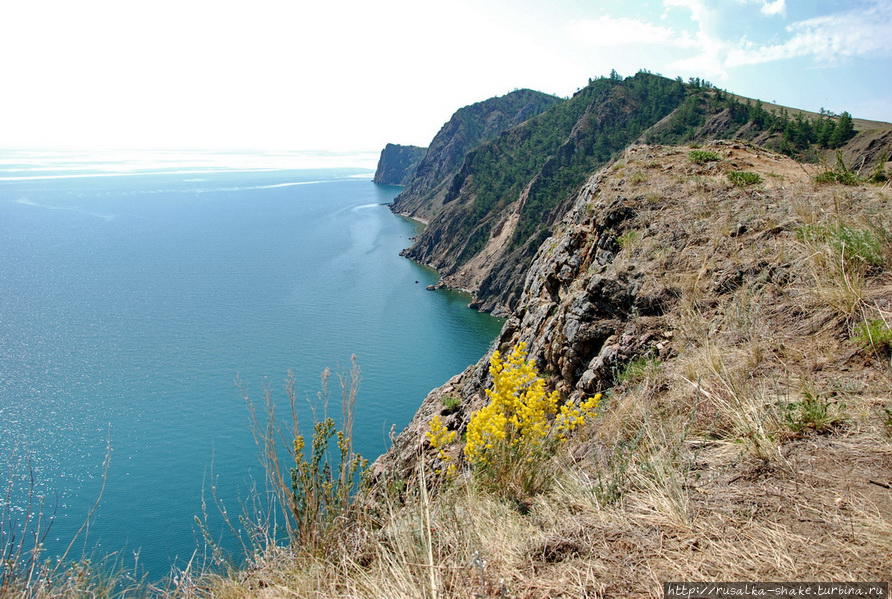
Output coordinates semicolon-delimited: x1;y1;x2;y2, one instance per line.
464;343;601;469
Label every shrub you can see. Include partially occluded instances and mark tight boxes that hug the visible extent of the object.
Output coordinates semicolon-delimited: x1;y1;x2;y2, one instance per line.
689;149;721;164
868;168;889;184
796;224;885;267
244;365;368;556
852;318;892;352
441;395;461;413
289;416;368;552
727;170;762;186
815;152;860;185
461;343;600;497
616;230;639;250
815;170;859;185
617;355;661;384
628;171;648;184
867;153;889;183
882;406;892;437
426;414;458;477
783;390;844;434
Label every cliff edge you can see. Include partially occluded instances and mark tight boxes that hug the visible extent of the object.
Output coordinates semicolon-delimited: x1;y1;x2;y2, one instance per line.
372;143;427;185
371;141;891;589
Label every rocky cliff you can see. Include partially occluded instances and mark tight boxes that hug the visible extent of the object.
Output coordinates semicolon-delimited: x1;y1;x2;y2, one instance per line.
374;141;892;497
390;74;892;317
401;73;688;314
390;88;561;222
372;143;427;185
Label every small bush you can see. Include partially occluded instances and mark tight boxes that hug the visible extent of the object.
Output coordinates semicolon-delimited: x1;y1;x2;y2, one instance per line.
867;153;888;184
441;395;461;413
426;414;458;477
617;355;661;384
815;170;860;185
616;230;639;250
882;405;892;437
852;318;892;352
783;391;844;434
815;151;861;185
796;224;885;267
461;343;600;498
868;169;889;184
727;170;762;186
628;171;648;184
689;149;721;164
244;364;368;556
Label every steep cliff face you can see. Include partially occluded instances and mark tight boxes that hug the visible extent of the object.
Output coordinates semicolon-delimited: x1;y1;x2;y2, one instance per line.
374;141;892;500
372;143;427;185
403;73;688;315
395;75;892;316
389;89;561;222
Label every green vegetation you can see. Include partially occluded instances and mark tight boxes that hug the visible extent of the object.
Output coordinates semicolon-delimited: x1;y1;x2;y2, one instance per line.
617;355;661;384
815;152;891;186
449;89;563;153
441;395;461;412
646;85;857;157
447;72;689;264
815;169;860;185
852;318;892;352
373;144;427;185
243;367;368;556
511;73;687;250
689;149;721;164
443;75;863;271
727;171;762;186
616;229;640;249
628;170;648;184
867;153;889;183
288;416;368;553
882;405;892;436
815;153;860;185
796;223;886;268
783;390;844;434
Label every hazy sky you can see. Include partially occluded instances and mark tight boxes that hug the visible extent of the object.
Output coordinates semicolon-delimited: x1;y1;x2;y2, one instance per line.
2;0;890;154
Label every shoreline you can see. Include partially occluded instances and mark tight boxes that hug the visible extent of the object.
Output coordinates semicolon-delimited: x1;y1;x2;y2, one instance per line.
393;209;429;226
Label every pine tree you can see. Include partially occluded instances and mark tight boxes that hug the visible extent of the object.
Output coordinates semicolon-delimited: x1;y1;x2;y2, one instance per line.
829;111;855;148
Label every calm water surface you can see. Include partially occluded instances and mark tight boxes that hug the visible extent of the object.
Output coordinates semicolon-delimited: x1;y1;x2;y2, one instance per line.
0;150;502;577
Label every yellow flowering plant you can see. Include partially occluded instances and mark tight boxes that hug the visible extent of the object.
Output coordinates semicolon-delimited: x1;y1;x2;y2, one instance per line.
426;414;458;477
464;342;601;496
423;343;601;494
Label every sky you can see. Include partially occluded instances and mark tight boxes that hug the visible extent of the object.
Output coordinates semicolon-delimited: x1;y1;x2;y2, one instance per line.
1;0;890;157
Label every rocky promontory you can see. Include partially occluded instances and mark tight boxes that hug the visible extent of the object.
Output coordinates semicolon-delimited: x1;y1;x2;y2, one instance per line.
372;143;427;185
389;88;561;222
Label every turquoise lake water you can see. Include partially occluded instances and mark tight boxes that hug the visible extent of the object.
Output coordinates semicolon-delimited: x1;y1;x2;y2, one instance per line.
0;150;502;579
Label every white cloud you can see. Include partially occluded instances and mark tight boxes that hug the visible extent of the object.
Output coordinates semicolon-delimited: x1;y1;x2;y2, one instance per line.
661;0;892;77
759;0;786;17
737;0;786;17
568;16;696;47
727;2;892;66
662;0;729;78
